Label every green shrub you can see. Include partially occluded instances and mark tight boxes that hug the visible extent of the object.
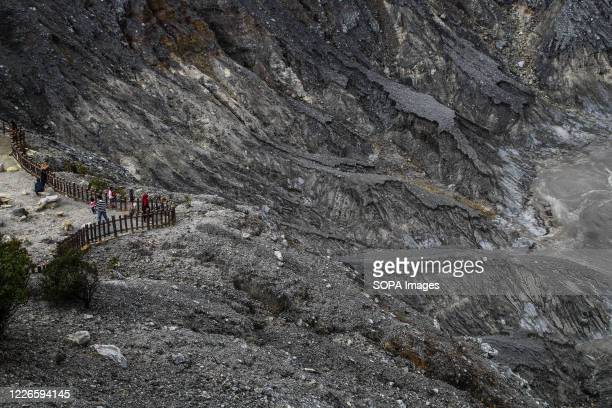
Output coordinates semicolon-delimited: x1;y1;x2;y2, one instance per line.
107;256;120;271
63;160;76;173
88;176;109;193
76;163;89;175
0;235;31;335
41;249;99;308
115;186;126;198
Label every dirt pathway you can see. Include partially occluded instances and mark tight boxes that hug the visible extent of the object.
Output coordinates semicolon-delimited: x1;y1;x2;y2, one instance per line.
0;140;125;263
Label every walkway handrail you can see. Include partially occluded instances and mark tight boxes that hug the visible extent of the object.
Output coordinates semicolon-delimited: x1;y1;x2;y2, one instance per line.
2;119;174;211
3;121;177;272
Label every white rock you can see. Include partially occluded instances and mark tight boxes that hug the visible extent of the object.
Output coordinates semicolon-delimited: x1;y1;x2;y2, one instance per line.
171;353;190;365
517;60;525;68
66;330;91;346
36;195;60;211
92;344;128;368
274;250;283;261
480;342;499;358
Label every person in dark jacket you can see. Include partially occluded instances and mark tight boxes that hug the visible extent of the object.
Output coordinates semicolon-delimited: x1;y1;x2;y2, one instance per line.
128;188;136;215
40;163;49;188
34;163;49;196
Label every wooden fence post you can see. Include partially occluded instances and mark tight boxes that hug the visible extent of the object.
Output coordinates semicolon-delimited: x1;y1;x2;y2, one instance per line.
112;215;118;237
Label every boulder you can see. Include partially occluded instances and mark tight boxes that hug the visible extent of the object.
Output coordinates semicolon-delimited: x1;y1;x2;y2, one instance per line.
274;250;283;262
66;330;91;346
5;166;20;172
171;353;190;365
480;342;499;358
495;40;507;50
36;195;59;211
92;344;128;368
63;221;73;232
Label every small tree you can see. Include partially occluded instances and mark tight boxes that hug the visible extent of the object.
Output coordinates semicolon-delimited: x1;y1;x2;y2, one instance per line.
0;235;31;335
41;249;98;308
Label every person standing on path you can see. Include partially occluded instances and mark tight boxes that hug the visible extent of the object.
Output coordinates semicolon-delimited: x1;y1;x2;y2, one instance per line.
142;192;150;214
96;194;110;223
39;163;49;189
89;196;97;214
34;163;49;196
129;188;136;215
107;186;115;209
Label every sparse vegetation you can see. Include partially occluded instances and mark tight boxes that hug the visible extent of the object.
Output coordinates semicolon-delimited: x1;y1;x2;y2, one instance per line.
76;163;88;175
0;235;31;335
107;256;120;271
41;249;99;308
62;160;88;175
115;186;126;197
88;176;109;193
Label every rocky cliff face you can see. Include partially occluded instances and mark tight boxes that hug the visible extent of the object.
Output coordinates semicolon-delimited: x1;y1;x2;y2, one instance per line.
2;0;609;249
1;0;611;407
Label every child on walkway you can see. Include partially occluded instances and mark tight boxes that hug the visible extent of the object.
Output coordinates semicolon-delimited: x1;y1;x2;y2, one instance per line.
89;197;96;214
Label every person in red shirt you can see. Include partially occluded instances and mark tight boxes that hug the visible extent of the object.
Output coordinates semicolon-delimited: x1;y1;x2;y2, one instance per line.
142;192;150;214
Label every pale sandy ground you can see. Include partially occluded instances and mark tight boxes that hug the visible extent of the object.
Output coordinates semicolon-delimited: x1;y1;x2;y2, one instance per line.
0;135;124;264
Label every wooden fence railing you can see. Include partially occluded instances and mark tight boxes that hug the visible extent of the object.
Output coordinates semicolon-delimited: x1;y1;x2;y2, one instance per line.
56;208;176;256
1;119;177;272
1;118;174;212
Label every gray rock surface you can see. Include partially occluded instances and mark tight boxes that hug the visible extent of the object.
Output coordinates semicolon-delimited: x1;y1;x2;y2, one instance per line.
0;0;610;407
92;344;128;369
66;330;91;347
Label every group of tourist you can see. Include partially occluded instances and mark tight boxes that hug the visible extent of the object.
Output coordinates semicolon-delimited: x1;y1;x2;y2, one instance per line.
88;188;150;223
11;121;156;225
